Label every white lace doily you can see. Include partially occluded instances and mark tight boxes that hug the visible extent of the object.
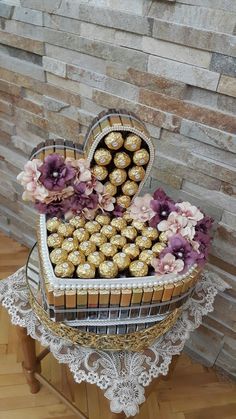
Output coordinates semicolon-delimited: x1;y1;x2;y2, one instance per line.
0;268;229;417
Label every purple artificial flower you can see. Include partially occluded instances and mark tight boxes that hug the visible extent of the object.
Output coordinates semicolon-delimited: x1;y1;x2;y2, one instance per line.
149;188;176;228
39;154;75;191
69;192;98;214
195;215;214;235
194;231;211;266
113;204;125;217
160;234;198;271
35;198;71;218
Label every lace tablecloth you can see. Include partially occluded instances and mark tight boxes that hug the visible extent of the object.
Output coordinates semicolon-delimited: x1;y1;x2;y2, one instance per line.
0;267;229;417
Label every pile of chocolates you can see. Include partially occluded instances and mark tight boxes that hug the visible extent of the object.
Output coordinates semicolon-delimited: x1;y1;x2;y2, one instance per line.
46;214;167;279
92;132;150;208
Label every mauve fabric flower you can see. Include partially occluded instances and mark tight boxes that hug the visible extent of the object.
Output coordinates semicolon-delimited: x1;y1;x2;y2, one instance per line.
152;253;184;275
176;201;204;225
160;234;198;271
149;188;176;227
66;157;92;183
39;154;75;191
70;192;98;214
129;194;155;222
98;193;116;212
194;231;211;266
44;186;74;204
195;215;214;235
158;211;196;240
35;198;71;218
17;159;49;202
113;205;125;217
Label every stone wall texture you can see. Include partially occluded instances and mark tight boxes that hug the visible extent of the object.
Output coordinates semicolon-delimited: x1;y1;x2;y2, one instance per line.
0;0;235;379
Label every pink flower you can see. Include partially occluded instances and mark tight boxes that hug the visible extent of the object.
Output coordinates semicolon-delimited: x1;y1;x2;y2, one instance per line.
17;159;49;202
66;157;92;182
152;253;184;275
44;186;74;204
98;192;116;212
158;211;196;240
176;202;204;225
129;194;155;222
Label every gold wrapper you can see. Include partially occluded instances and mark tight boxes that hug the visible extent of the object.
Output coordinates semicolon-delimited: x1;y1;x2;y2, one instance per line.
57;223;75;238
99;261;118;278
46;217;60;233
142;226;159;241
47;233;64;248
129;260;148;277
124;134;142;152
69;216;85;229
122;180;139;196
104;182;117;196
139;249;155;265
135;235;152;250
123;243;140;259
95;214;111;226
87;251;105;267
113;252;131;270
76;262;96;279
92;165;108;181
73;228;90;242
123;212;133;223
100;225;117;239
128;166;145;182
159;232;168;243
90;232;107;246
62;237;79;252
114;152;131;169
109;168;127;186
133;149;149;166
121;226;137;241
111;217;127;231
110;234;127;248
94;148;112;166
85;220;101;234
68;250;86;266
100;243;118;257
132;220;146;231
116;195;131;209
152;242;166;255
50;248;68;264
79;241;96;256
104;132;124;150
55;261;75;278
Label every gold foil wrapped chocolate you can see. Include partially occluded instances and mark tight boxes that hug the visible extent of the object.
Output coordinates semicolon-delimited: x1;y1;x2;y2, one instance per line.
114;152;131;169
152;242;166;255
129;260;148;277
124;134;142;152
68;250;86;266
100;243;118;257
132;220;146;231
76;262;96;279
62;237;79;252
47;233;64;248
99;261;118;278
55;261;75;278
85;220;101;234
79;241;96;256
104;132;124;150
109;168;127;186
133;148;149;166
87;251;105;267
142;226;159;241
94;148;112;166
90;232;107;246
116;195;131;209
121;226;137;241
104;182;117;197
110;234;127;248
128;166;145;182
123;243;140;259
50;248;68;264
100;225;117;239
135;235;152;250
46;217;60;233
159;232;168;243
57;223;74;238
95;214;111;226
110;217;127;231
92;165;108;181
122;180;139;196
123;212;133;223
139;249;155;265
69;216;85;229
113;252;130;270
73;228;90;242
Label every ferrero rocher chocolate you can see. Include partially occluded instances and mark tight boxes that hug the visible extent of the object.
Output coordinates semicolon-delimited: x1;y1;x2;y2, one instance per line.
87;251;105;267
152;242;166;255
85;220;101;234
100;225;117;239
133;149;149;166
116;195;131;209
73;228;90;242
113;252;131;270
50;248;68;264
110;217;127;231
46;217;60;233
110;234;127;248
57;223;74;237
68;250;86;266
100;243;118;257
123;243;140;259
135;235;152;250
55;261;75;278
121;226;137;241
95;214;111;226
124;134;142;151
104;132;124;150
129;260;148;277
62;237;79;252
90;232;107;246
76;262;96;279
47;233;64;248
94;148;112;166
123;212;133;223
92;165;108;181
159;232;168;243
128;166;145;182
142;226;159;241
132;220;146;231
114;152;131;169
99;261;118;278
69;216;85;229
122;180;139;196
139;249;155;265
79;241;96;256
109;168;127;186
104;182;117;196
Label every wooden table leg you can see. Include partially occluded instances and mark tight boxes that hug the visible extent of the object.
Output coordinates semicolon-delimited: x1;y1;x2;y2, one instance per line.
16;325;41;394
